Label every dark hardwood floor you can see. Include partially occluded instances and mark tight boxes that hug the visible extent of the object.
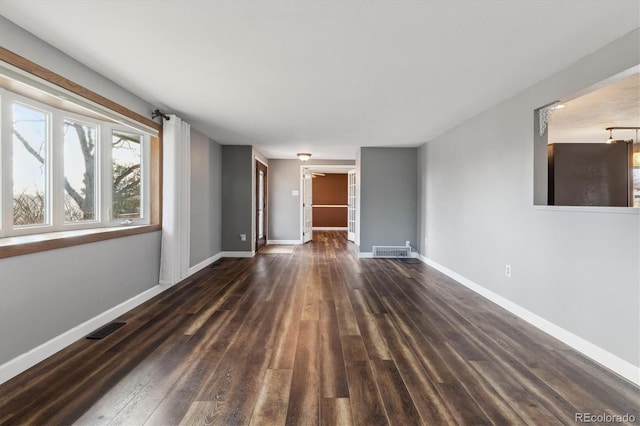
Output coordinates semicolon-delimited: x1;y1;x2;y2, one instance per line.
0;231;638;425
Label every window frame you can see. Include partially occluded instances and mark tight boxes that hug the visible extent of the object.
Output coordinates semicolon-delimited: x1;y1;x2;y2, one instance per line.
0;46;162;259
1;89;152;238
61;114;100;227
109;127;150;225
6;94;54;235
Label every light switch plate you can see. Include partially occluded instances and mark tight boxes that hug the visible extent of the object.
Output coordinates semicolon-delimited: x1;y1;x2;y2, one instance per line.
292;190;299;196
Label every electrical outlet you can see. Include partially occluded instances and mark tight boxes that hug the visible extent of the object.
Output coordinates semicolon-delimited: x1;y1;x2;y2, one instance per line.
424;237;428;246
240;233;246;241
505;264;511;278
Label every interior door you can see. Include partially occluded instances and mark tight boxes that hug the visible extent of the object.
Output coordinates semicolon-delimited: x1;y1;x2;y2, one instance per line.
347;169;356;242
255;161;267;251
303;169;313;243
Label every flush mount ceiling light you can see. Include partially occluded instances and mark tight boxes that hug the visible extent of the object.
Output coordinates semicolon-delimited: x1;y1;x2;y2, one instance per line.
297;153;311;162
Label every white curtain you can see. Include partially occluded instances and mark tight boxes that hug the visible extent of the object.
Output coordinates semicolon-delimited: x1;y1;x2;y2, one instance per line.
159;115;190;285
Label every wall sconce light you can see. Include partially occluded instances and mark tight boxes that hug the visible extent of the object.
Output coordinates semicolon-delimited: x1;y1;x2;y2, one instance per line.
297;153;312;162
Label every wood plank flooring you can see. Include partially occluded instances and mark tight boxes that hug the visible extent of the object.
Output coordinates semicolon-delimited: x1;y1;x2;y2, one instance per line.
0;231;638;425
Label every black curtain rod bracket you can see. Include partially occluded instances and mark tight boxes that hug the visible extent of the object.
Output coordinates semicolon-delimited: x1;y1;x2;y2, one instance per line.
152;109;170;121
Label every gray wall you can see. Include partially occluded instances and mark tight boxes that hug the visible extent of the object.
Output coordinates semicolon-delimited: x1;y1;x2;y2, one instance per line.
0;18;163;366
359;148;418;253
417;144;428;255
0;232;161;364
268;159;301;241
268;159;355;241
190;129;222;266
420;29;640;366
222;145;253;252
533;108;549;205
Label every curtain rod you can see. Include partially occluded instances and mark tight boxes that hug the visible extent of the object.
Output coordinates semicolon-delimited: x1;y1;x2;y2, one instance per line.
152;109;170;121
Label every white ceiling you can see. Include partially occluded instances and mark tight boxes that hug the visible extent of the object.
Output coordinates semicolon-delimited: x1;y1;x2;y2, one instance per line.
549;72;640;143
1;1;639;159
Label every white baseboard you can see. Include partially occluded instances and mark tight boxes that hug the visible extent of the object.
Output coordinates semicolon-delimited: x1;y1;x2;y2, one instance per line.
221;251;255;258
0;249;259;385
358;252;419;259
312;227;348;230
420;255;640;386
188;252;223;275
267;240;301;245
0;283;170;385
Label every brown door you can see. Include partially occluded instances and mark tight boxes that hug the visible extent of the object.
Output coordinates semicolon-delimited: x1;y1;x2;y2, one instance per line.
255;161;267;251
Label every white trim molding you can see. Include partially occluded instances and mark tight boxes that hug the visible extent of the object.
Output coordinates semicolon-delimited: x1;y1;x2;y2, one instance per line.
0;284;169;385
299;163;356;244
312;227;348;231
221;251;255;258
420;255;640;386
533;205;640;215
267;239;302;245
188;252;223;276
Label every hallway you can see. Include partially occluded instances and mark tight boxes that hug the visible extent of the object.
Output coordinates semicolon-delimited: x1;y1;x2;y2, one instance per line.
0;231;637;425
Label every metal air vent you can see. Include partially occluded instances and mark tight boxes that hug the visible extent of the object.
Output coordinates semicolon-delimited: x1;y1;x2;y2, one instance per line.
372;246;411;258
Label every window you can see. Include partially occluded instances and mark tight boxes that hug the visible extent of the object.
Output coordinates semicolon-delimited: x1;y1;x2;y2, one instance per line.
0;48;161;258
64;119;97;222
1;88;151;238
112;130;143;220
12;102;50;227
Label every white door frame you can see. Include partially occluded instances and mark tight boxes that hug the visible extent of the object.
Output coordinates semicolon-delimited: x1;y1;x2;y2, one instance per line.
302;168;313;243
299;164;356;243
255;159;268;251
347;169;356;242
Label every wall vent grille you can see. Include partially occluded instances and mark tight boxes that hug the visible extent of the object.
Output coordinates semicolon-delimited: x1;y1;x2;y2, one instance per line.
86;322;126;339
372;246;411;258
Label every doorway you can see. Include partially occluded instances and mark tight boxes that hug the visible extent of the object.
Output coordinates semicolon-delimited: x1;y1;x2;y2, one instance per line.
255;160;268;251
300;165;356;243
